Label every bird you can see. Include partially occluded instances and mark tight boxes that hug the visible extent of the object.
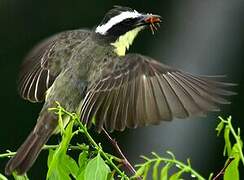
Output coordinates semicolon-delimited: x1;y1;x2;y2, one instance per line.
5;5;235;175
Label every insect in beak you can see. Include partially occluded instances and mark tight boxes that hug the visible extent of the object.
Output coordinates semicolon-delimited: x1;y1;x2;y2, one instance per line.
144;14;162;35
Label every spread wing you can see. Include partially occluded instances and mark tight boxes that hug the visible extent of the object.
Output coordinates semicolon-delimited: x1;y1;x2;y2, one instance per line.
18;29;91;102
81;53;236;132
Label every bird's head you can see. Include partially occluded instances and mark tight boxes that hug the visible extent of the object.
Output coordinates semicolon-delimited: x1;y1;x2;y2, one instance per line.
95;6;162;56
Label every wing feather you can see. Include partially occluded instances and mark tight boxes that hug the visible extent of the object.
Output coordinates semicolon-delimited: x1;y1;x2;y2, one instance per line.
18;30;91;102
173;72;230;105
81;53;236;132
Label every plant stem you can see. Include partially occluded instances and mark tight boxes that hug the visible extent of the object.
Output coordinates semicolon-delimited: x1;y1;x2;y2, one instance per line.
141;157;205;180
43;144;85;150
75;119;129;179
0;145;86;159
212;157;234;180
102;128;139;177
0;152;16;158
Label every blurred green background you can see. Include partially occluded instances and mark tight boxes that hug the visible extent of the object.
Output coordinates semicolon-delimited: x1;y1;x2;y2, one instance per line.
0;0;243;179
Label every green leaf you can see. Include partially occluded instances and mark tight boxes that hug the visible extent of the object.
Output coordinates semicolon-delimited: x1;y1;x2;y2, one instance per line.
160;163;171;180
13;173;29;180
152;160;161;180
47;165;70;180
77;151;89;179
61;154;79;178
208;173;214;180
84;153;110;180
134;165;145;178
224;125;232;156
77;173;85;180
216;120;225;136
0;173;8;180
47;151;79;180
47;149;55;168
166;151;176;160
47;121;76;180
142;164;150;180
106;172;115;180
78;151;89;168
224;144;240;180
169;169;185;180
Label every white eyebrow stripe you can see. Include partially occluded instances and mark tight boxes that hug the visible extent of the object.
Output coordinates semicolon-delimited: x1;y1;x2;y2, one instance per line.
95;10;141;35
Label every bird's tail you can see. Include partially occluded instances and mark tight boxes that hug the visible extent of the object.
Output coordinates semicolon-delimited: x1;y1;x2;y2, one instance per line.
5;112;57;175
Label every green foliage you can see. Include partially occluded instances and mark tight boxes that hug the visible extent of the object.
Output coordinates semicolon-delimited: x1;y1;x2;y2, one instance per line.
47;121;79;180
216;116;244;180
0;173;8;180
0;104;243;180
46;102;126;180
133;151;204;180
12;173;29;180
84;153;111;180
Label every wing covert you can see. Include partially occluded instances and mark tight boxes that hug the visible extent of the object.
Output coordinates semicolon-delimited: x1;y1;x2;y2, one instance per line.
18;30;91;102
81;54;236;132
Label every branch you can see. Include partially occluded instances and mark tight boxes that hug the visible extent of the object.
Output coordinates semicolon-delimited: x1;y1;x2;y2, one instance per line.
212;157;235;180
102;128;139;178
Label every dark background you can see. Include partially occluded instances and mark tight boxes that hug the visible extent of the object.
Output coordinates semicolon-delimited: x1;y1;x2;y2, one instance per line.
0;0;243;179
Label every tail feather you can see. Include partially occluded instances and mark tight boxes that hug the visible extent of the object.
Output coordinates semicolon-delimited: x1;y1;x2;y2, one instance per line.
5;112;57;175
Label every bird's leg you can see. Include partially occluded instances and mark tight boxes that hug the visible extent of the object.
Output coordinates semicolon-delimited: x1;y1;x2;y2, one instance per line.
102;128;141;179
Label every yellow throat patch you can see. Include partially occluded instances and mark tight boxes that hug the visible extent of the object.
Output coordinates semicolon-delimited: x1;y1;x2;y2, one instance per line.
111;27;144;56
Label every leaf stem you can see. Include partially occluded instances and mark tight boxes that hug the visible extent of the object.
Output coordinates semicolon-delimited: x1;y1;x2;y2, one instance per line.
0;152;16;158
138;156;205;180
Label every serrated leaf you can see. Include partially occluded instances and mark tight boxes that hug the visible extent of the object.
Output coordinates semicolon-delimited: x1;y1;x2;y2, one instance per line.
152;160;161;180
216;120;225;136
169;169;185;180
160;163;171;180
84;153;110;180
224;144;240;180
